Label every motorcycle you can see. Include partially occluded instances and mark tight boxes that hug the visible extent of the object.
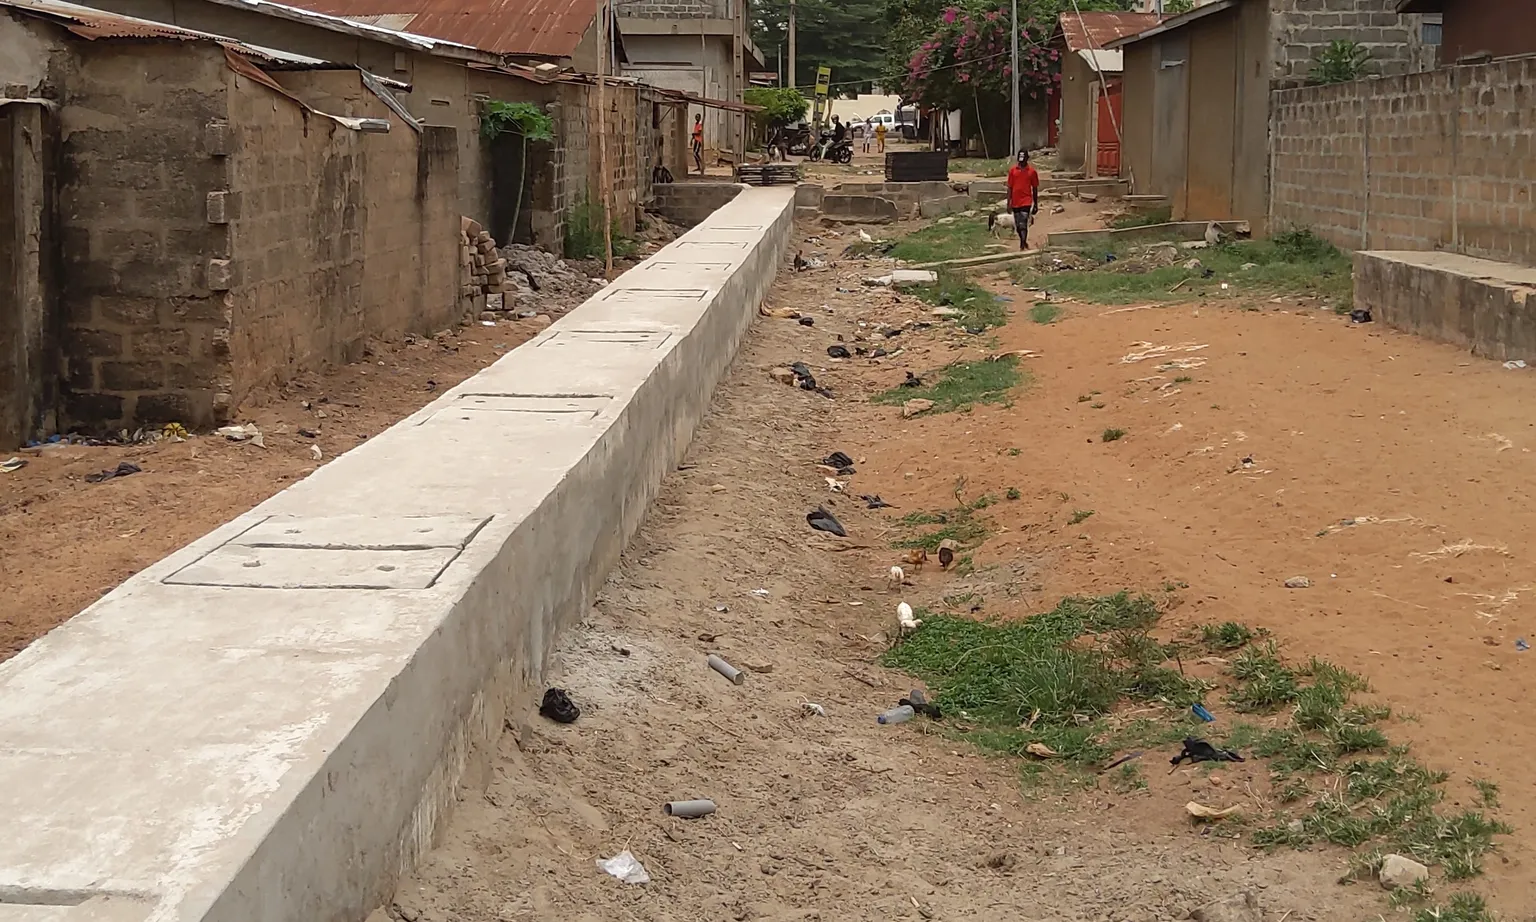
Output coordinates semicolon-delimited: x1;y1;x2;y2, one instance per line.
807;132;853;164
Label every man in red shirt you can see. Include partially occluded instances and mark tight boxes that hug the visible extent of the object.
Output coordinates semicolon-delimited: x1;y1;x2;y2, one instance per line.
1006;149;1041;250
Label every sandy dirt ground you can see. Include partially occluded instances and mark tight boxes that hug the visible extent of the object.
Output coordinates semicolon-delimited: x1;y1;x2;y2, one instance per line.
386;206;1536;922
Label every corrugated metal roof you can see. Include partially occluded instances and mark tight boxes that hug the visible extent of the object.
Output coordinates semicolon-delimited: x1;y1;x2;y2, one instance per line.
278;0;601;58
1057;11;1162;52
1106;0;1236;48
1;0;234;40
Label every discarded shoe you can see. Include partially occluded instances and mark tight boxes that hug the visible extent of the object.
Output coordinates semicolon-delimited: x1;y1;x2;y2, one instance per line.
806;506;847;537
539;688;581;724
1169;737;1243;767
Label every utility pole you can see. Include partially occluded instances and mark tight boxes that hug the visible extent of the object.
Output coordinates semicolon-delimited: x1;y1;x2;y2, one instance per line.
1009;0;1019;155
733;0;744;158
787;0;796;90
597;0;613;277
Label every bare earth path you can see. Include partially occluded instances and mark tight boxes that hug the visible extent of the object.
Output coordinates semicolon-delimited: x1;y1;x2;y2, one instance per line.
391;222;1464;922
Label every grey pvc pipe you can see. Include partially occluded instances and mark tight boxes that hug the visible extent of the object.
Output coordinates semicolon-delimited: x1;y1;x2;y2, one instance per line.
707;654;744;685
664;799;717;818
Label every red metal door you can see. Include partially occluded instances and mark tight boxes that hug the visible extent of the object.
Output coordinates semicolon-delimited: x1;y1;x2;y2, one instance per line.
1095;79;1123;176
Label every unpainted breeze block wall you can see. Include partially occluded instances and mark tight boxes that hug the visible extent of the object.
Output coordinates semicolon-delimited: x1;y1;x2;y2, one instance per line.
1270;54;1536;265
57;44;460;432
57;42;233;428
1269;0;1432;86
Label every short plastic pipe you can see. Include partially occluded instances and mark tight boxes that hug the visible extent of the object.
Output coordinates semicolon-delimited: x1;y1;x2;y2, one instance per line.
664;799;717;818
707;654;744;685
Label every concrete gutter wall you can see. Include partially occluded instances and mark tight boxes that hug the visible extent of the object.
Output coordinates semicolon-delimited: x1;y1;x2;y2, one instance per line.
1354;250;1536;362
0;186;796;922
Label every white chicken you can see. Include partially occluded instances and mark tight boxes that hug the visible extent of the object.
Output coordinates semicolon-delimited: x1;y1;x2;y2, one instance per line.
887;565;905;590
896;601;922;635
857;228;874;244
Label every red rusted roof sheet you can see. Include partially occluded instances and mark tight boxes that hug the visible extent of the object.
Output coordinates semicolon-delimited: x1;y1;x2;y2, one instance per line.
1056;11;1162;52
279;0;600;58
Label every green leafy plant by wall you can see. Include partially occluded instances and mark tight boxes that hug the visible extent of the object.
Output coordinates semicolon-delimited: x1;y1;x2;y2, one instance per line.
563;194;636;261
744;86;810;131
1309;40;1371;85
480;100;556;242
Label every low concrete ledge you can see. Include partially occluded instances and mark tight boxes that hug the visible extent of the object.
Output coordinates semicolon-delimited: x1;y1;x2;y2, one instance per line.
1046;220;1248;248
0;187;796;922
1354;250;1536;361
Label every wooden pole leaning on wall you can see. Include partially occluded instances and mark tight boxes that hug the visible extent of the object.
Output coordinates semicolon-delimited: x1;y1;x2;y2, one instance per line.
597;0;614;278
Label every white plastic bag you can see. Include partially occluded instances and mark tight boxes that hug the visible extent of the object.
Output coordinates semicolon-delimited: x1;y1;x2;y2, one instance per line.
596;850;650;885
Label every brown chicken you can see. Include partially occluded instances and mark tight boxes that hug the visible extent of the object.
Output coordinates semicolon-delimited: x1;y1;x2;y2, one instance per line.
901;548;928;572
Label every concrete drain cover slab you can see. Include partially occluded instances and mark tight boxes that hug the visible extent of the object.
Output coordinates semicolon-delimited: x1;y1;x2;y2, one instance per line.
537;329;672;347
454;394;610;417
596;288;708;302
707;224;765;231
643;261;733;272
673;240;748;249
164;514;489;590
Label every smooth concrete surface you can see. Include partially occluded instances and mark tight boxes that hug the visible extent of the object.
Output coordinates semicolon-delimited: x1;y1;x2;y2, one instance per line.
1355;250;1536;362
0;185;796;922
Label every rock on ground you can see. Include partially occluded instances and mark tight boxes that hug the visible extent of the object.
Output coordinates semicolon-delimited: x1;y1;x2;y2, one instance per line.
1378;854;1430;890
1190;891;1261;922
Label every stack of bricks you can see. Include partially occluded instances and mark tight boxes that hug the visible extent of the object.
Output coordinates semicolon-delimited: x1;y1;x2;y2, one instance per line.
459;216;510;320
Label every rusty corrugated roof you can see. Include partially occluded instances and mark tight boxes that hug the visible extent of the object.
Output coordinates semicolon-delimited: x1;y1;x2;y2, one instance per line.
1056;11;1162;52
1;0;230;39
278;0;601;58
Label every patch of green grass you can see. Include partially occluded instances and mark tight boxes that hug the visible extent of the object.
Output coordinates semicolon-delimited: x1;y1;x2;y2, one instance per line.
1109;205;1173;229
1029;302;1062;324
1412;893;1496;922
880;592;1200;771
1006;487;1021;501
1228;643;1301;712
1109;762;1148;793
1200;621;1255;650
1173;375;1193;384
1101;428;1125;442
1473;779;1500;809
1077;394;1093;403
888;219;995;263
1008;447;1021;456
872;357;1023;414
1069;509;1094;525
1090;402;1105;409
908;269;1008;329
948;157;1010;178
1007;228;1353;307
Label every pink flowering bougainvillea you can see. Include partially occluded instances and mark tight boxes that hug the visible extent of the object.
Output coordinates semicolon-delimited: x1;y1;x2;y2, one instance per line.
901;3;1062;112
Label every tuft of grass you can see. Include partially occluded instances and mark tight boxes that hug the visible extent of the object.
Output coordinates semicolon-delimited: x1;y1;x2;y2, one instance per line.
1173;375;1193;384
881;592;1199;771
1109;205;1173;229
1200;621;1255;651
1101;428;1125;442
948;157;1010;178
1029;302;1062;324
1228;643;1300;712
1472;779;1500;809
1007;228;1353;307
1069;509;1095;525
888;219;995;263
1006;487;1021;500
872;357;1023;414
1412;893;1495;922
909;269;1007;329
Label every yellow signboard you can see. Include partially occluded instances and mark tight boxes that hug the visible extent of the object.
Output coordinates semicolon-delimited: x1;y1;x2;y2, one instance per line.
812;65;832;127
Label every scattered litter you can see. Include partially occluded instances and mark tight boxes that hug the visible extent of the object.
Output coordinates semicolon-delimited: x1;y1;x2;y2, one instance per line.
1120;342;1209;364
596;851;650;885
707;653;745;685
1025;742;1061;759
798;317;815;327
902;398;935;418
479;320;496;327
217;424;266;448
1411;539;1512;561
298;427;319;439
827;345;851;359
863;269;938;288
539;688;580;723
1191;703;1215;722
309;444;323;461
820;451;855;474
1350;309;1373;324
878;704;915;725
801;701;827;717
1186;801;1243;821
1519;638;1530;652
1;457;26;473
161;422;188;441
824;477;847;493
1283;576;1311;589
806;506;847;537
1170;737;1244;767
931;306;962;317
750;588;771;597
1183;258;1203;271
1100;751;1144;771
84;461;141;484
1504;360;1527;370
861;494;892;509
901;688;942;719
663;799;717;818
901;371;923;388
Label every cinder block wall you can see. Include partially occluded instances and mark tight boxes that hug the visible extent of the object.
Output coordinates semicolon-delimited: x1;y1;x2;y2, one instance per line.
225;68;459;404
1270;54;1536;265
1269;0;1432;86
56;41;234;429
649;182;742;226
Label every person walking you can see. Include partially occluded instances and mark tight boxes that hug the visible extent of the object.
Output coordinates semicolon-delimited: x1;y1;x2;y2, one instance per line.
862;118;873;153
875;120;887;153
691;114;705;175
1005;148;1041;250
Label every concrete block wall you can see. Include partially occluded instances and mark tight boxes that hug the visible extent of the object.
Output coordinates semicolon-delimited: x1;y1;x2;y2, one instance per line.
828;181;964;219
1271;54;1536;265
0;99;57;449
1355;250;1536;360
1269;0;1432;86
56;41;234;429
649;181;742;226
223;69;458;405
554;81;642;247
0;185;796;922
622;0;727;19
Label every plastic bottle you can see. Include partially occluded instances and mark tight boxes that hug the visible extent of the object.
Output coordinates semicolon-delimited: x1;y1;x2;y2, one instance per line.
878;704;915;725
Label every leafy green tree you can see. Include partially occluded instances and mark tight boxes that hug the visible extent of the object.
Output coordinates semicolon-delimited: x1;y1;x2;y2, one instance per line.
750;0;889;93
744;86;811;129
